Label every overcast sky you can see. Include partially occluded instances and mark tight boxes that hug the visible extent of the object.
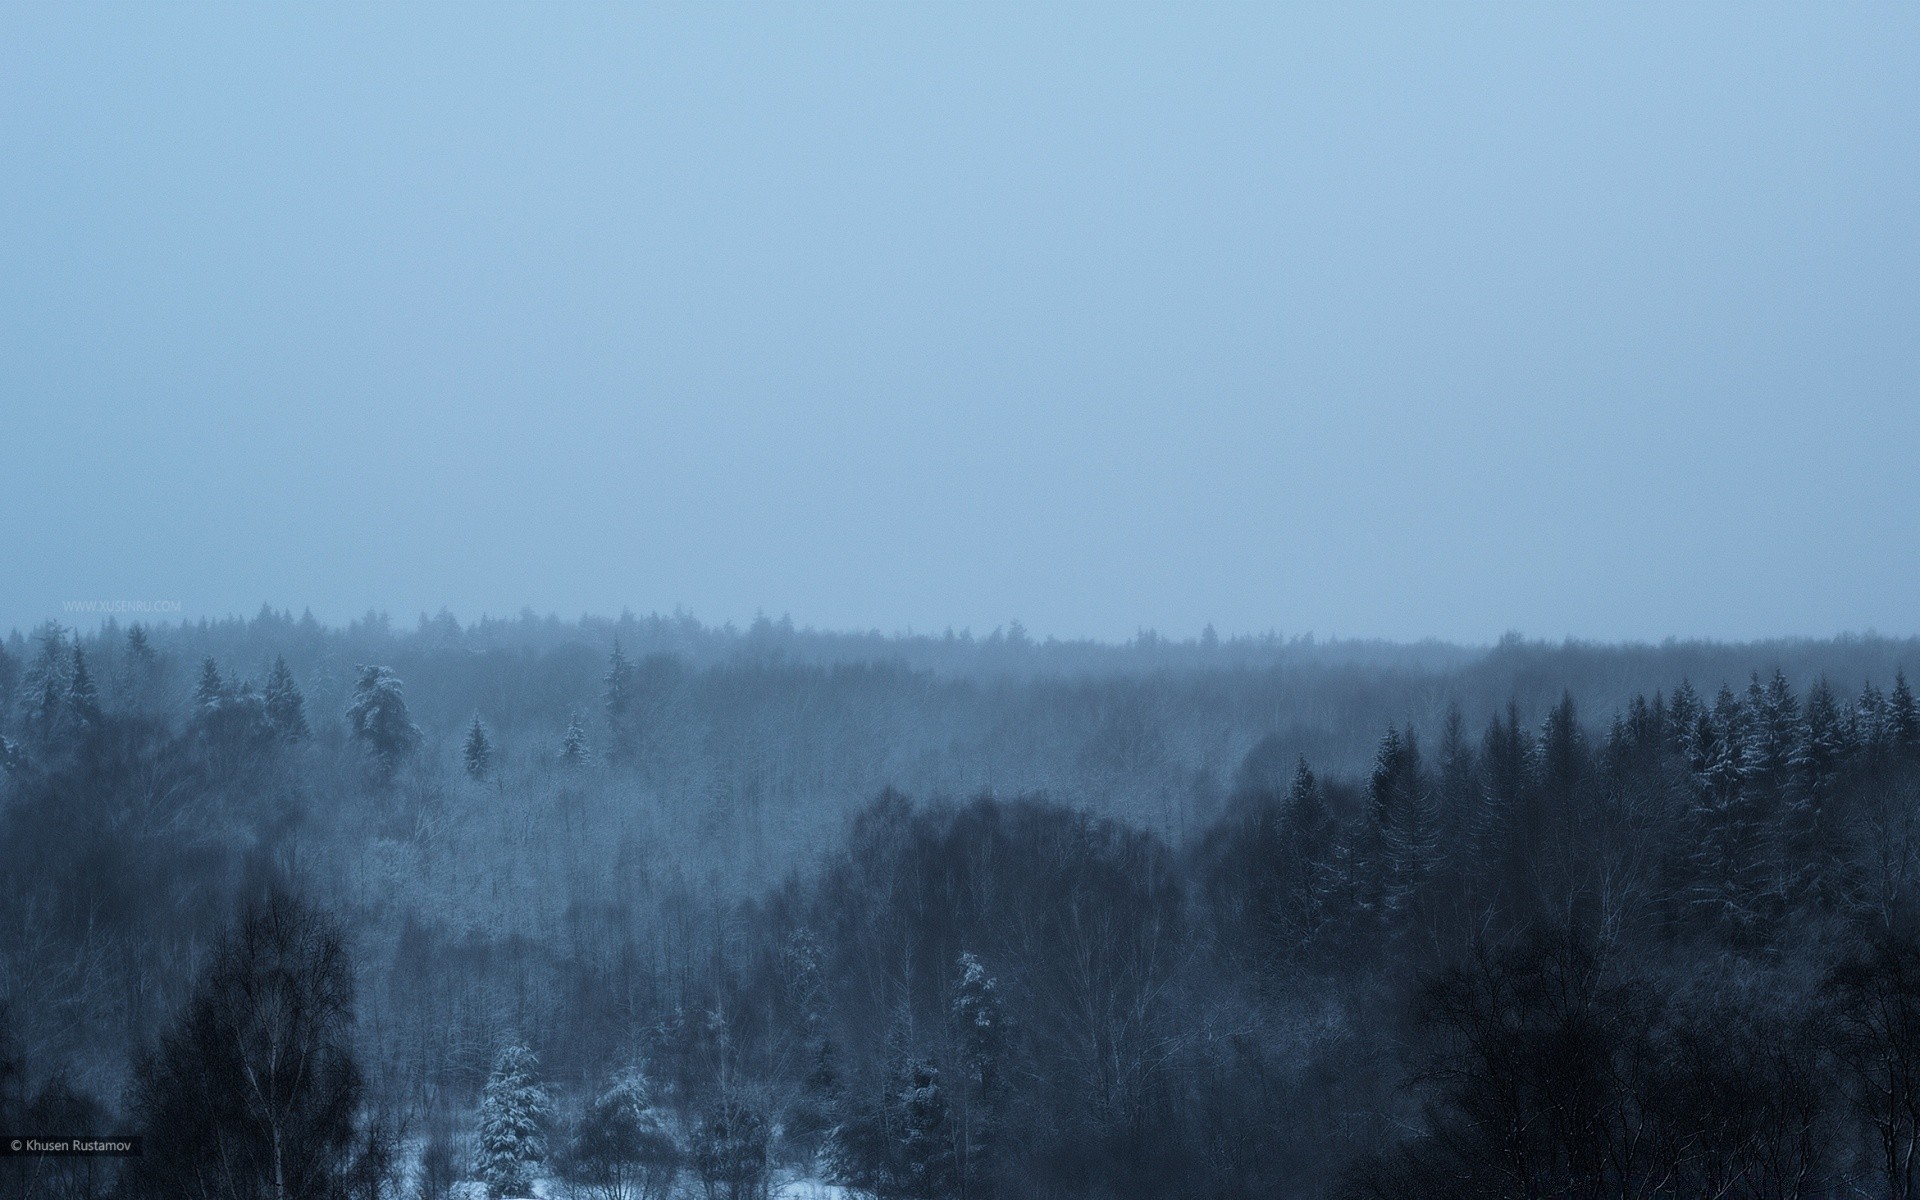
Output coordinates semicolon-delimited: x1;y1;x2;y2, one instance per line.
3;3;1915;644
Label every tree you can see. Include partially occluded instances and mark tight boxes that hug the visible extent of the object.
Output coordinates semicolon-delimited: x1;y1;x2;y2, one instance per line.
605;640;636;762
121;890;366;1200
952;953;1006;1197
463;715;494;781
195;656;230;715
1894;672;1920;758
415;1118;459;1200
827;1059;955;1200
559;1070;681;1200
16;625;72;749
690;1099;768;1200
478;1044;552;1199
346;665;421;777
264;655;310;743
65;644;101;730
120;623;160;709
1825;927;1920;1200
560;710;591;769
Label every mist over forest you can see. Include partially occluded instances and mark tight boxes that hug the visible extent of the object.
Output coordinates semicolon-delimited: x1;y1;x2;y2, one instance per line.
5;610;1920;1198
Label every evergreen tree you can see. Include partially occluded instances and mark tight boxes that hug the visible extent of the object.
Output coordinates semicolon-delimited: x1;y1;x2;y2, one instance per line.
559;1069;680;1200
194;656;229;715
1368;726;1434;920
1746;669;1800;800
65;644;101;730
604;639;635;762
1667;679;1702;758
1435;703;1478;866
478;1043;552;1199
1794;679;1848;813
1279;756;1338;949
1856;680;1893;760
952;952;1005;1196
464;715;494;781
1892;671;1919;757
560;710;592;769
16;624;73;747
1686;708;1771;939
346;664;421;776
120;623;160;710
263;654;310;743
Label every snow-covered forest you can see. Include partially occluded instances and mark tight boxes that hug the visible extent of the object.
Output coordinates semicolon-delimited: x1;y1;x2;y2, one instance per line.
5;610;1920;1198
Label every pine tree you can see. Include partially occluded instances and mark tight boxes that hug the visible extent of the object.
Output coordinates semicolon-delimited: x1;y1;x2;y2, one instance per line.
1856;681;1893;760
478;1044;551;1198
559;1069;680;1200
194;657;229;715
1668;679;1701;758
66;645;101;730
464;715;494;781
604;639;635;762
1892;671;1919;757
263;655;309;743
1687;710;1768;939
1794;679;1847;813
120;624;159;710
1436;704;1478;865
1368;727;1434;920
560;710;591;769
952;952;1005;1196
346;665;421;776
1746;669;1800;799
17;625;73;746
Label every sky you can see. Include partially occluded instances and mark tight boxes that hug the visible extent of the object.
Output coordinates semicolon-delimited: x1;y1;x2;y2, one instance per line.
2;3;1916;645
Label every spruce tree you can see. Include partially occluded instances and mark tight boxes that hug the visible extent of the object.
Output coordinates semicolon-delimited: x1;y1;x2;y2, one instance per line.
263;655;309;743
194;657;229;715
952;952;1005;1196
17;624;73;746
121;623;159;709
478;1044;551;1198
1892;671;1919;757
346;664;421;776
560;710;591;769
464;715;494;781
1668;679;1701;758
66;645;101;730
604;639;635;762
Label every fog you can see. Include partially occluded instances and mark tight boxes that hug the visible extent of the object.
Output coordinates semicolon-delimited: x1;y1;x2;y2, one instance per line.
4;3;1916;643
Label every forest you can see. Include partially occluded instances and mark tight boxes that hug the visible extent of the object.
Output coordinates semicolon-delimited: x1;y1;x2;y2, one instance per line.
4;609;1920;1199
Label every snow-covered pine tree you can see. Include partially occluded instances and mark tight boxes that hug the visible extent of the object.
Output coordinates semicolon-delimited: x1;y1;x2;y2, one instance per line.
952;952;1005;1196
560;710;591;769
193;656;227;715
17;625;73;746
119;623;159;710
1746;669;1801;800
604;639;635;762
263;654;309;743
1893;671;1920;757
1279;756;1338;948
464;715;494;781
478;1043;552;1199
65;645;101;730
1370;726;1435;921
346;664;421;776
1667;679;1701;758
560;1068;680;1200
1856;681;1892;760
1687;710;1769;939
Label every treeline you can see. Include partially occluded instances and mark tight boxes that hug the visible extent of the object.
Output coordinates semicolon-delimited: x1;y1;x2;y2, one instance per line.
3;614;1920;1197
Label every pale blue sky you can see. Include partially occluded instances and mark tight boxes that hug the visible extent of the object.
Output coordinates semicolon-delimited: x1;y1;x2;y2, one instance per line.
3;3;1915;643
